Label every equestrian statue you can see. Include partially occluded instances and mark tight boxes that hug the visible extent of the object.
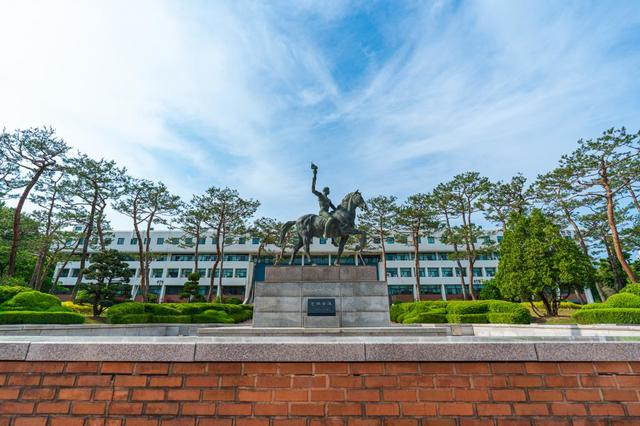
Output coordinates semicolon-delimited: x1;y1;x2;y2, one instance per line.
280;163;368;265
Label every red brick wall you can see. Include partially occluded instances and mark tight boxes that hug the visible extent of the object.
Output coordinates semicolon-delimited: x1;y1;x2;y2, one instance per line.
1;361;639;425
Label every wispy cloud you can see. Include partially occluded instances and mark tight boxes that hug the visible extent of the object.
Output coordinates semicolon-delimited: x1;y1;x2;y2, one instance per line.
1;0;639;226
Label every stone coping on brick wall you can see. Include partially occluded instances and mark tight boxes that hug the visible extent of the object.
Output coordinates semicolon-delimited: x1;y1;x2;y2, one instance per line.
2;335;640;362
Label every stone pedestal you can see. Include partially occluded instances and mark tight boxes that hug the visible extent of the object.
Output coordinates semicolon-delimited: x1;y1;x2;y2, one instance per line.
253;266;390;328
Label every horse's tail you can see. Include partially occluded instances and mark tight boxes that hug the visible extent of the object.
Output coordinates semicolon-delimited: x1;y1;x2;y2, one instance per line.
279;221;296;245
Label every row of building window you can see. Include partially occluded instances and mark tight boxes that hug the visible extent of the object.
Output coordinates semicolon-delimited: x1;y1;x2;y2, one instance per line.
59;267;248;279
385;253;498;261
386;267;496;278
374;236;502;245
388;284;485;295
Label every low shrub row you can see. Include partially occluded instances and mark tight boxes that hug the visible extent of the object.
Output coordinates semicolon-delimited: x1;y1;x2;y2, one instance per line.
390;300;531;324
574;286;640;324
0;285;85;324
105;302;252;324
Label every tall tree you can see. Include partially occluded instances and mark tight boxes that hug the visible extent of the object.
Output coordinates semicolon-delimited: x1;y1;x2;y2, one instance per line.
484;174;531;233
395;194;441;301
0;127;69;277
114;179;181;301
358;195;398;279
176;195;210;274
495;209;595;316
559;127;639;283
446;172;491;300
66;154;126;297
200;187;259;302
432;182;468;299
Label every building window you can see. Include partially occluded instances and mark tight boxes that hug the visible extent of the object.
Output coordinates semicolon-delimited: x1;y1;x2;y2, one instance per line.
386;253;413;261
222;268;233;278
167;268;179;278
485;267;496;277
238;237;246;244
128;268;136;277
71;269;81;277
60;268;70;278
427;267;440;278
251;237;259;245
319;238;327;245
415;236;421;244
386;268;398;278
151;269;163;278
198;237;206;245
180;268;192;278
455;267;468;277
168;237;179;245
427;236;435;244
207;269;213;278
445;285;464;295
155;255;167;261
373;237;381;244
419;253;437;261
185;237;193;245
388;285;412;295
235;268;247;278
212;238;217;245
420;285;441;295
418;267;425;277
225;255;248;262
400;268;412;277
441;267;453;277
196;268;206;278
171;255;194;262
130;238;137;245
117;238;125;245
385;237;395;244
157;237;164;245
473;267;483;277
438;252;449;261
199;254;216;261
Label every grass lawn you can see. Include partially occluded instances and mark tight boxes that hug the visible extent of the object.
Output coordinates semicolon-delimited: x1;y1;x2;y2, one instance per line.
525;306;578;324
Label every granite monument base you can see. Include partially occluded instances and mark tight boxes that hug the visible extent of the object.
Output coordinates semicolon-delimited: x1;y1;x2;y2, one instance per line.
253;265;390;328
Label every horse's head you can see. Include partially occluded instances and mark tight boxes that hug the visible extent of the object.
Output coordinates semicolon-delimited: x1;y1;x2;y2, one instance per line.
341;190;367;212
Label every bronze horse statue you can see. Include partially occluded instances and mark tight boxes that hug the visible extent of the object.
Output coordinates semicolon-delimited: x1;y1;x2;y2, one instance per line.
279;190;368;265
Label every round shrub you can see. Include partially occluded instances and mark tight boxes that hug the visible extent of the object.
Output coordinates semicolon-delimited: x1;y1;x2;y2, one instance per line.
573;308;640;324
143;304;181;316
0;285;32;304
105;302;144;317
605;293;640;308
0;311;84;324
620;284;640;296
0;291;64;312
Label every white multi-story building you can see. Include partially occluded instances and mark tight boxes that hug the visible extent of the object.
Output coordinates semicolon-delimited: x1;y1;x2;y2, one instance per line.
54;230;507;303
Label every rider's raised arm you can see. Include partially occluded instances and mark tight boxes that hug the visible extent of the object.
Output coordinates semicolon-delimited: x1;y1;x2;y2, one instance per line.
311;170;322;197
329;201;337;211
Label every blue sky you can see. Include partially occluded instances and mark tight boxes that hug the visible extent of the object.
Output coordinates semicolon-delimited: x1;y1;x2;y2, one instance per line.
1;0;640;227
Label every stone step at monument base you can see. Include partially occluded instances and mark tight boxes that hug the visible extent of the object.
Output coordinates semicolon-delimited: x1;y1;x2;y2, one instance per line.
197;325;450;337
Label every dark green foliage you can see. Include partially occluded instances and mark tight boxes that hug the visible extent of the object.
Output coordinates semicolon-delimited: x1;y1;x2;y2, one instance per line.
0;285;32;304
573;308;640;324
605;293;640;308
391;300;530;324
104;302;252;324
580;303;606;310
479;279;502;300
0;291;64;311
446;313;489;323
0;311;84;324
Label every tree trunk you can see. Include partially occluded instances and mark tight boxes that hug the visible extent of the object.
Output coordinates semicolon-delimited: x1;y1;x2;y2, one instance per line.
443;209;466;300
50;228;86;294
29;246;48;290
539;292;555;316
6;167;45;277
216;227;226;300
413;233;421;302
72;188;99;297
194;225;200;273
380;227;388;281
602;174;637;283
603;235;626;291
207;223;223;302
143;212;155;301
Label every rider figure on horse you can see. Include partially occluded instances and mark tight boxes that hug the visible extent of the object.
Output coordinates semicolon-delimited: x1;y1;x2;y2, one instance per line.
311;163;337;238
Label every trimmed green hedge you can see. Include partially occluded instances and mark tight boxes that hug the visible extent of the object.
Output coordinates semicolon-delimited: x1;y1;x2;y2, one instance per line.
105;302;253;324
620;284;640;296
390;300;531;324
573;308;640;324
0;311;84;324
604;293;640;308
